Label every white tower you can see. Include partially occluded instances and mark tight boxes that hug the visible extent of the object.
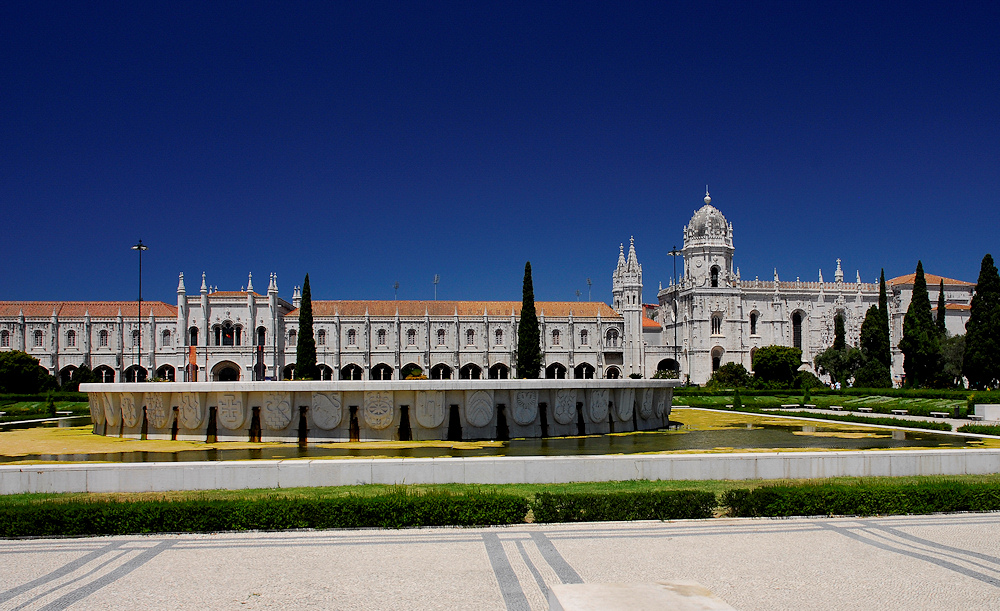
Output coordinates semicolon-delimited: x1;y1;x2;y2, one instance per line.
681;190;735;288
612;237;643;376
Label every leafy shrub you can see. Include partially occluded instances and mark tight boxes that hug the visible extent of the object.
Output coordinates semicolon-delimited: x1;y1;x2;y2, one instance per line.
706;363;751;389
956;423;1000;436
723;481;1000;517
530;490;716;523
0;491;529;538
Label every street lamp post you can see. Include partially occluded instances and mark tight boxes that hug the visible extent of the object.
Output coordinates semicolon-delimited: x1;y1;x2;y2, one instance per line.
668;245;681;377
131;240;148;382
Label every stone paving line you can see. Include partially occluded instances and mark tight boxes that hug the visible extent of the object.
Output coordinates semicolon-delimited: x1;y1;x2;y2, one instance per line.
1;513;999;610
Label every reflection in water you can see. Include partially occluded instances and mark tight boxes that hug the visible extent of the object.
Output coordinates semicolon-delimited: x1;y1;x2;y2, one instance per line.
0;416;983;464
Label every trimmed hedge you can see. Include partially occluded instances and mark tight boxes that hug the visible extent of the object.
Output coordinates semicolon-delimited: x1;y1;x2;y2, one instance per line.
723;482;1000;517
0;492;529;538
754;410;953;431
956;423;1000;436
674;388;1000;402
530;490;716;522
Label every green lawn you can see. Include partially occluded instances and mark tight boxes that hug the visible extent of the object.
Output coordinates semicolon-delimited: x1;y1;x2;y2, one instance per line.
6;473;1000;507
0;401;89;422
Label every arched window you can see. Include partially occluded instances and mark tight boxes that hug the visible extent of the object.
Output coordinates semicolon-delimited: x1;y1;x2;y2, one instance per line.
377;329;387;345
33;330;43;347
792;312;803;350
131;330;139;347
551;329;560;345
580;329;588;345
605;366;621;379
371;363;393;380
256;326;266;346
0;330;9;347
574;363;595;379
289;329;297;346
494;328;503;345
711;266;720;288
437;329;446;345
460;363;482;379
545;362;567;379
219;322;240;346
711;314;722;335
161;329;171;347
347;329;356;345
340;363;363;380
712;346;724;372
407;329;416;346
66;330;77;347
189;327;198;346
750;311;759;335
488;363;509;379
317;329;326;346
466;329;475;345
431;363;453;379
99;330;109;347
605;329;619;347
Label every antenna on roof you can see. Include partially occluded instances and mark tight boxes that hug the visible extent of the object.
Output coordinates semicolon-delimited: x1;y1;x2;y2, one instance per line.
576;289;581;301
586;278;592;301
393;281;399;301
433;274;440;300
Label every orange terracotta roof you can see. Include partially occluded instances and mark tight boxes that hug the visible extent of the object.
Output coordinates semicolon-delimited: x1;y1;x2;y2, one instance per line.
0;301;177;318
288;300;621;319
933;303;972;311
888;273;973;287
642;316;662;330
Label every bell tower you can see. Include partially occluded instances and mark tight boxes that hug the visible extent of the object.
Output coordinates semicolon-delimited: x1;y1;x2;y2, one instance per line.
681;190;735;289
612;237;643;375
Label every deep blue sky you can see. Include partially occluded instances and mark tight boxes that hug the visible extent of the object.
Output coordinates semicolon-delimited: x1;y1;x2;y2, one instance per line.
3;2;997;305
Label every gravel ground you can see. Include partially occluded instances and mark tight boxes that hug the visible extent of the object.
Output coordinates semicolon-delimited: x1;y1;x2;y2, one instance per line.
1;513;998;610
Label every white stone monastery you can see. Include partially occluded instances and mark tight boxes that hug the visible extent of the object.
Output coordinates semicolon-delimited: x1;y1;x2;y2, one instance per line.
0;192;974;386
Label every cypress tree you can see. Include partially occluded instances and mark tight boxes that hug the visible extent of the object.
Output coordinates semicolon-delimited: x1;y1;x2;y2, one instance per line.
964;254;1000;390
855;305;892;388
833;312;846;351
936;279;947;337
294;274;318;380
899;261;940;387
877;269;891;369
516;262;542;379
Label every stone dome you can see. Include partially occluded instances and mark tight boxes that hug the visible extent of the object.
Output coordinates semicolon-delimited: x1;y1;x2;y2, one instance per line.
687;204;730;239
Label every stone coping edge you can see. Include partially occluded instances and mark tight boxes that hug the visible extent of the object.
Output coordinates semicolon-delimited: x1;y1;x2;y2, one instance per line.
80;379;682;393
3;449;999;495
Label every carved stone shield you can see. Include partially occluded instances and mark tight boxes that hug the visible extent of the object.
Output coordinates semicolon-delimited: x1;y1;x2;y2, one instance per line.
639;388;655;419
364;391;393;430
465;390;494;428
216;393;245;430
178;392;203;429
588;389;609;422
512;390;538;425
262;391;292;430
414;391;445;429
121;393;138;427
88;393;105;425
616;388;634;421
103;393;120;427
145;392;171;429
553;389;577;425
311;392;342;430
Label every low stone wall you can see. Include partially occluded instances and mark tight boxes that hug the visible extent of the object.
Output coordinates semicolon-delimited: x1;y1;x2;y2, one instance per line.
78;380;679;442
3;449;998;495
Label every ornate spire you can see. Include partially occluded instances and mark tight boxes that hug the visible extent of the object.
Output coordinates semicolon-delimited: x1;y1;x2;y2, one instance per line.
617;243;626;269
200;272;208;293
177;272;186;293
246;272;253;293
704;186;711;205
626;236;639;271
819;269;824;284
834;259;844;283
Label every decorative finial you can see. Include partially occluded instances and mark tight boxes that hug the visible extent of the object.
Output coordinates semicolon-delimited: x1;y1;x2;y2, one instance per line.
704;186;711;205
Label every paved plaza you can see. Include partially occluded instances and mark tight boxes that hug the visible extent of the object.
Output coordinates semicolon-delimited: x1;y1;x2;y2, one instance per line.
1;513;999;610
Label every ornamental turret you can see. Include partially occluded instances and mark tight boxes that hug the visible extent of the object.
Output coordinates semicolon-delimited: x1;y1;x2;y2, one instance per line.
681;190;735;289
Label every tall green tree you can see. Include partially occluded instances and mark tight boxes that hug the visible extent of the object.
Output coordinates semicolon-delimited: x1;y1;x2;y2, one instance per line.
0;351;56;394
294;274;318;380
899;261;941;387
936;279;947;336
964;254;1000;390
876;269;892;369
516;262;542;378
833;312;846;351
855;305;892;387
